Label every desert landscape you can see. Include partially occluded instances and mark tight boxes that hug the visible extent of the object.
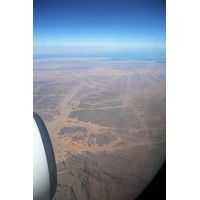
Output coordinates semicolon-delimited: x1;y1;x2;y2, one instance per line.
33;57;166;200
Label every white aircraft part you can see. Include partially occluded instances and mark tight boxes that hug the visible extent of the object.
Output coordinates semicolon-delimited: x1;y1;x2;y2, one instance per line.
33;117;50;200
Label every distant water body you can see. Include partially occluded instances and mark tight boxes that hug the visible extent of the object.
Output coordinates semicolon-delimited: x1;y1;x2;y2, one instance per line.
33;53;166;63
101;58;128;61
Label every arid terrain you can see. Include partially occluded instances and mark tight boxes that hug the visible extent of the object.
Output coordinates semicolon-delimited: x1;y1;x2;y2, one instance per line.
33;57;166;200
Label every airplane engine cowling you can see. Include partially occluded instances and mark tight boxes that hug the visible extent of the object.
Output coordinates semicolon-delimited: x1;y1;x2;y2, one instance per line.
33;112;57;200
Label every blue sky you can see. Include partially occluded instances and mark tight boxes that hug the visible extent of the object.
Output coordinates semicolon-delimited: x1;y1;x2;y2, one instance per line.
33;0;166;55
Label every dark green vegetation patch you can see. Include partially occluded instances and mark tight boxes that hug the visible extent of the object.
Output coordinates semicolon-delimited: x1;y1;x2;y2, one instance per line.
80;92;119;104
79;100;122;109
92;134;117;147
58;126;88;135
68;108;141;129
113;141;127;147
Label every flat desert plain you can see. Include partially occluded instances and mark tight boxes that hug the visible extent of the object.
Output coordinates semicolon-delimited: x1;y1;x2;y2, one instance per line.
33;57;166;200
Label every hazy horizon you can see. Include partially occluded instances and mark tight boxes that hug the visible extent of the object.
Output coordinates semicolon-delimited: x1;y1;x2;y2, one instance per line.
34;0;166;55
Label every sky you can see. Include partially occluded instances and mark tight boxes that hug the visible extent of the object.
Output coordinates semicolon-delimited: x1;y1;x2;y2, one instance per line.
33;0;166;55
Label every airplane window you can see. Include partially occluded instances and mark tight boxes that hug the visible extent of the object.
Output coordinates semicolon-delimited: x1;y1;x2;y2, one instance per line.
33;0;166;199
